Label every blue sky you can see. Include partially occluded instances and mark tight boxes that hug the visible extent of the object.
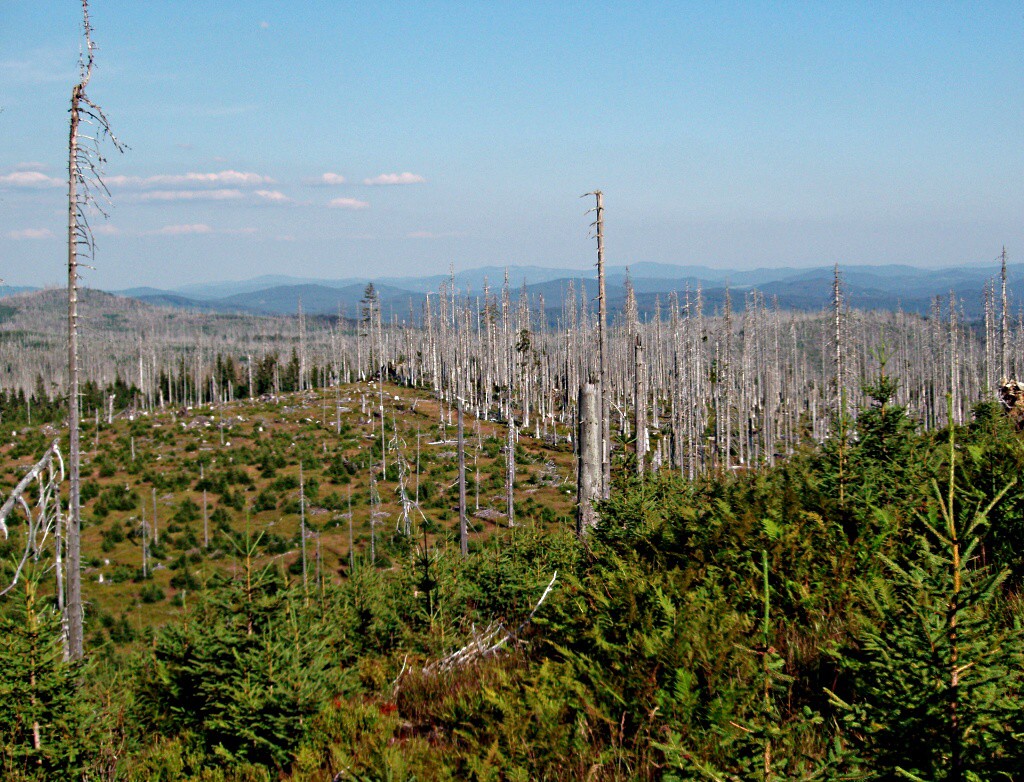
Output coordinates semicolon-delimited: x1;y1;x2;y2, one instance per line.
2;1;1024;289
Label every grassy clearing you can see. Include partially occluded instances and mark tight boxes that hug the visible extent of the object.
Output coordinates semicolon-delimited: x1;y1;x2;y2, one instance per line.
0;381;576;643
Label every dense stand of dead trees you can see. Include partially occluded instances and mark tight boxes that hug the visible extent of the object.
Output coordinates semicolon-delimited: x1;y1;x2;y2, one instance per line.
2;263;1018;476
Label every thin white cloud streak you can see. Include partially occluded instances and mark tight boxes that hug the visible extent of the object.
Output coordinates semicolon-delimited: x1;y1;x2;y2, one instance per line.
14;162;47;172
328;197;370;209
131;189;245;202
152;224;214;235
0;171;63;188
310;173;347;185
6;228;54;240
363;172;426;186
92;224;256;237
255;189;292;203
106;171;273;190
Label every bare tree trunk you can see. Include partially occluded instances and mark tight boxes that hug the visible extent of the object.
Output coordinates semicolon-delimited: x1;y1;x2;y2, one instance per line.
506;416;516;527
64;3;122;659
201;464;209;548
348;486;355;573
299;463;308;600
1001;246;1009;381
634;335;646;476
577;382;601;535
833;264;845;419
66;81;84;662
140;507;148;580
458;397;468;557
152;487;159;546
588;191;611;498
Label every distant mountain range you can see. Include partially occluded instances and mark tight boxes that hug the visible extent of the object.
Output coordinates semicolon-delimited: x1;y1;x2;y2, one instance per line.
3;262;1017;320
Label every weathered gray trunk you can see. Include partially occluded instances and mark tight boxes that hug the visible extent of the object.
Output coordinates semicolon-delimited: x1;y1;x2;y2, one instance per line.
577;382;601;535
1001;246;1009;381
596;194;611;499
505;418;516;527
458;397;468;557
634;335;646;476
66;82;83;661
201;464;209;548
300;463;308;597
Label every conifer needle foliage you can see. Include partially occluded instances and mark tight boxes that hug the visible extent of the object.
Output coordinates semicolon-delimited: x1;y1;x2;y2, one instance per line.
829;410;1024;781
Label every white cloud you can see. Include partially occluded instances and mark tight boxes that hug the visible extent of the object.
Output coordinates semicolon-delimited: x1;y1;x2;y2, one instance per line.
255;189;292;203
93;224;122;236
6;228;54;240
0;171;63;188
363;172;426;186
328;197;370;209
260;20;270;29
132;189;245;202
107;170;273;190
13;162;47;172
152;224;214;236
312;173;347;185
143;224;255;237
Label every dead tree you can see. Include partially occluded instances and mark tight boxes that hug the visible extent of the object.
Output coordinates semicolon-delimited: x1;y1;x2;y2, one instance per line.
1001;246;1009;382
577;382;601;535
66;0;124;660
299;463;308;598
458;396;468;557
634;335;647;476
151;487;159;546
0;442;65;599
201;464;209;548
419;571;557;677
505;418;516;527
833;264;846;419
585;191;611;498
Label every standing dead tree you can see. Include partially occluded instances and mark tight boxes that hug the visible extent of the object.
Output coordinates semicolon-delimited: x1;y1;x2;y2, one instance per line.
505;418;516;527
584;191;611;499
0;440;69;677
1001;246;1010;382
0;442;66;601
634;335;647;476
577;382;600;535
458;394;468;557
67;0;124;660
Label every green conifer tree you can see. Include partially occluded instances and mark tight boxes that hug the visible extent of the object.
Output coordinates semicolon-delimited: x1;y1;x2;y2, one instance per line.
830;410;1024;780
0;574;88;778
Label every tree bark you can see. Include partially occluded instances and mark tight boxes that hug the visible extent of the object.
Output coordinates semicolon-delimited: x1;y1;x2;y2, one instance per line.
577;382;601;535
458;397;468;557
634;335;646;476
66;82;84;661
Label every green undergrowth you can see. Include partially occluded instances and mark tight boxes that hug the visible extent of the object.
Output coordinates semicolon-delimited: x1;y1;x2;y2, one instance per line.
3;381;1024;779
